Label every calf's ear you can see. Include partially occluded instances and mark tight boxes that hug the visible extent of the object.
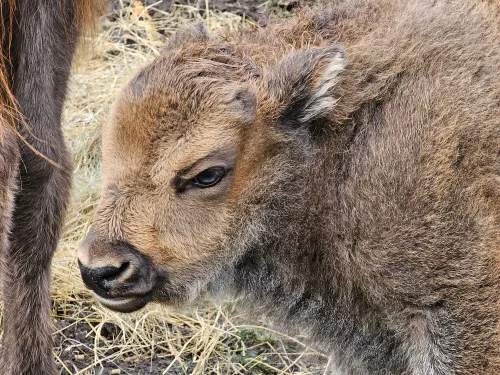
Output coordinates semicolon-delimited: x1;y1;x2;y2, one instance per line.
265;46;347;127
225;88;257;123
164;23;210;51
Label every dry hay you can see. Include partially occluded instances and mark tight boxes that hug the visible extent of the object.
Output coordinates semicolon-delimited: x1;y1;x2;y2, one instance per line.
52;1;326;374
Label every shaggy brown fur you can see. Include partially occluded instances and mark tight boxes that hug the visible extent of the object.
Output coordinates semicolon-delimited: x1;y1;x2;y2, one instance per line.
0;0;105;374
79;1;500;374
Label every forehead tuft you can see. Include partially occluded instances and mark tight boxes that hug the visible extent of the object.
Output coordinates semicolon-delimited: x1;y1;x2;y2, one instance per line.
132;45;259;96
118;45;261;130
102;48;258;182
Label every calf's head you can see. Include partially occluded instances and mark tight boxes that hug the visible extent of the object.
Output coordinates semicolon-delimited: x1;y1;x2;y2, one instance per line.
78;25;346;312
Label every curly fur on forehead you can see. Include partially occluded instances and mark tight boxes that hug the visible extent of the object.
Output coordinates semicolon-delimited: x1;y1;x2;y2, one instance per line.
130;46;260;101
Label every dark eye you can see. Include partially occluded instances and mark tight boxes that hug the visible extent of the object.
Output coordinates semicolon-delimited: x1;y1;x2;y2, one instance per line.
192;167;226;188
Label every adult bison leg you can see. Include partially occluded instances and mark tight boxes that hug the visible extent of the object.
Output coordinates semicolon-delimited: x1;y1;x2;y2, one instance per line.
1;1;80;373
0;127;19;306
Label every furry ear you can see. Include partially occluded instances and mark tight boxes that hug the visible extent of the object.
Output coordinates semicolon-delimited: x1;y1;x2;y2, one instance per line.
221;86;257;123
266;46;347;127
164;23;210;50
128;66;151;99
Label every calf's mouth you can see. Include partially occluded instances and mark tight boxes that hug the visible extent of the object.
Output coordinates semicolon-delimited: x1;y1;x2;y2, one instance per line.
92;291;153;313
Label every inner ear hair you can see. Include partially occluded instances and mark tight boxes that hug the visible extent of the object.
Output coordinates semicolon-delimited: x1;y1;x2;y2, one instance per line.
299;50;346;123
269;46;347;127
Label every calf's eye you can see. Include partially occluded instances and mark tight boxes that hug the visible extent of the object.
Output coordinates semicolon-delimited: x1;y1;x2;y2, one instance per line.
192;167;226;188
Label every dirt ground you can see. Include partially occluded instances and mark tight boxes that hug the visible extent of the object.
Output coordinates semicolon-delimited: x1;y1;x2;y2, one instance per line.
54;301;325;374
50;0;327;374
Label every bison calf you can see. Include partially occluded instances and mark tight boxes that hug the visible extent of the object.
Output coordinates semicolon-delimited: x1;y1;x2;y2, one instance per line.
78;1;500;374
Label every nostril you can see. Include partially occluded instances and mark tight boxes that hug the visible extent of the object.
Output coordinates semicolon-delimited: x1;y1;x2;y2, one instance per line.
99;262;129;280
99;262;130;290
78;261;130;294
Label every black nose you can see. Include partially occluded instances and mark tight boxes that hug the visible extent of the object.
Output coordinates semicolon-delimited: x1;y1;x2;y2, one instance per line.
78;261;131;295
78;239;154;299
